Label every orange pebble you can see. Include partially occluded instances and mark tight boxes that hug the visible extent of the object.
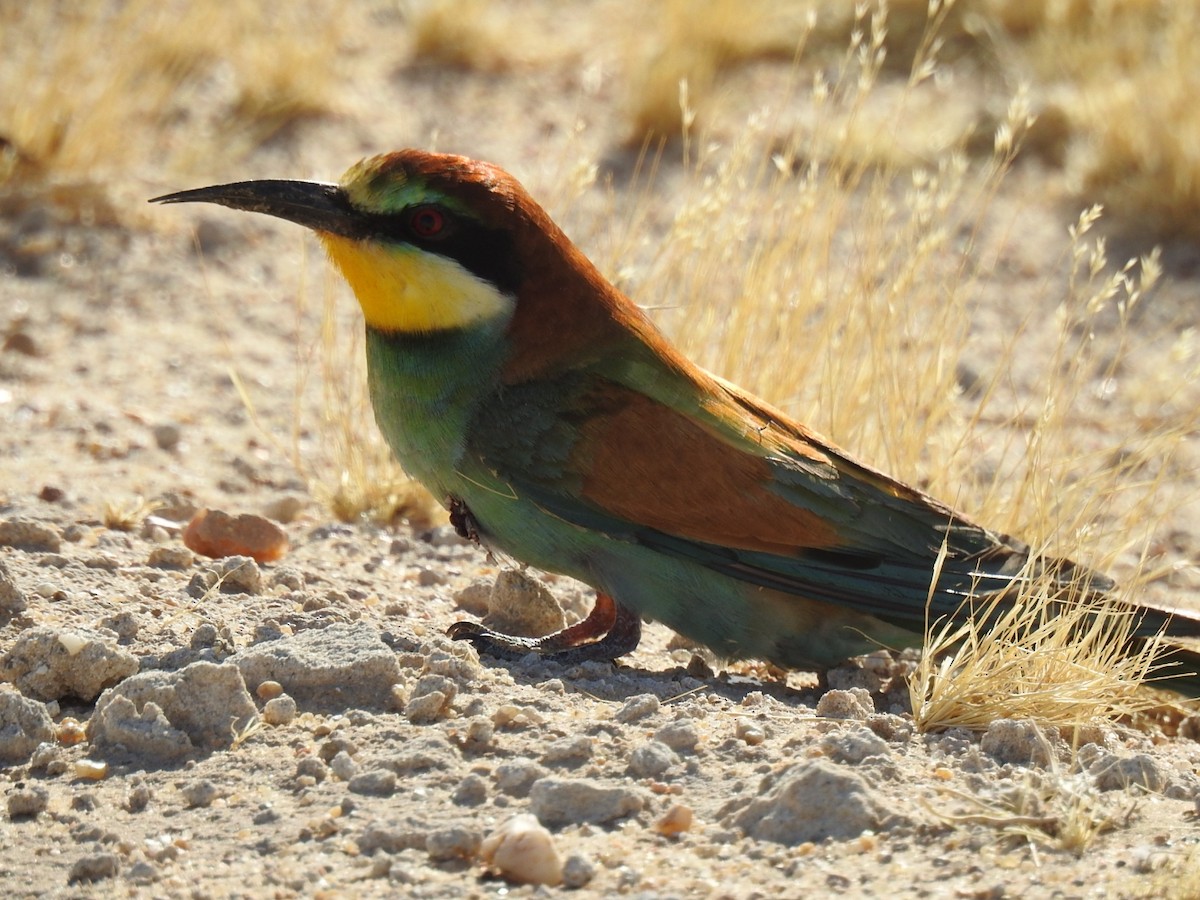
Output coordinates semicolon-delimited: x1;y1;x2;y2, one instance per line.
183;509;288;563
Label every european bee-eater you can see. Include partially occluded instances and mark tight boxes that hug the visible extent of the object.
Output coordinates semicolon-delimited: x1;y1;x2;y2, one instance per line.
152;150;1200;686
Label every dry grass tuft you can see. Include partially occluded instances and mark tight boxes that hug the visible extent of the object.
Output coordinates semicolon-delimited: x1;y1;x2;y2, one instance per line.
931;761;1135;856
102;496;161;533
907;577;1168;733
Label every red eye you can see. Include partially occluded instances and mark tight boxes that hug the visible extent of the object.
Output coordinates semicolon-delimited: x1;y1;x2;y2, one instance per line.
409;205;445;238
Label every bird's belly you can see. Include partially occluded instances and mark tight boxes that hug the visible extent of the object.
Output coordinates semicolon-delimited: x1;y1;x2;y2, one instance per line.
454;480;919;669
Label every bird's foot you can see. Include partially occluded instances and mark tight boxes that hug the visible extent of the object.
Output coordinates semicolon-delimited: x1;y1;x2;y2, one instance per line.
447;495;481;544
447;591;642;663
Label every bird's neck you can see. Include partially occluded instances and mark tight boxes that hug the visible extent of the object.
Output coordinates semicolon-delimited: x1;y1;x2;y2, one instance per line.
364;322;507;494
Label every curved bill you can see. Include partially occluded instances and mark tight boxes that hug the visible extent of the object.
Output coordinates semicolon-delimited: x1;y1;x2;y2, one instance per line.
150;180;364;239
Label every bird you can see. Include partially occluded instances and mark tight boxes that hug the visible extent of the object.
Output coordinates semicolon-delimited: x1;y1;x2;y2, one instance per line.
151;149;1200;687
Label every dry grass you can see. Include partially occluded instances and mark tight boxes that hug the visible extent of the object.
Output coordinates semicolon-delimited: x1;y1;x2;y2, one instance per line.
1049;3;1200;240
907;575;1168;732
0;0;343;193
931;762;1135;856
101;496;161;533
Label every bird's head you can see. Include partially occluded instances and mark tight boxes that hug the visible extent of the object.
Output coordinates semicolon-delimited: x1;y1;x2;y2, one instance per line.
153;150;674;380
154;150;552;334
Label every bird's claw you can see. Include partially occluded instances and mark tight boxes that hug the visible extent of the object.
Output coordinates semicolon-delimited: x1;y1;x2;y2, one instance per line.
447;591;642;664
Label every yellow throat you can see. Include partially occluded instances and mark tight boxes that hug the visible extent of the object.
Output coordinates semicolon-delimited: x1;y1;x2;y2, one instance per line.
319;233;514;333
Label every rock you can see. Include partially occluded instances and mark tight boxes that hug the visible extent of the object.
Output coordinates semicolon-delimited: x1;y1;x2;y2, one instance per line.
147;546;193;569
819;726;893;764
1089;752;1171;793
561;853;597;888
262;493;306;524
88;661;256;761
7;785;50;818
0;686;55;763
480;814;562;885
0;558;27;613
494;759;548;798
0;516;61;551
653;803;694;836
404;673;457;724
452;773;488;805
731;759;902;844
654;720;700;753
180;779;223;808
329;750;358;781
152;422;182;451
541;735;593;766
0;627;138;702
981;718;1062;767
348;769;397;796
262;694;297;726
452;581;492;616
615;693;661;724
481;570;565;637
68;852;120;884
627;740;678;778
233;623;401;709
815;688;875;720
426;825;482;861
183;509;288;563
528;778;646;827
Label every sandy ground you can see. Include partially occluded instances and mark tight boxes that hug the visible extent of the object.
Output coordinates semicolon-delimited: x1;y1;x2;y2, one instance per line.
3;4;1200;897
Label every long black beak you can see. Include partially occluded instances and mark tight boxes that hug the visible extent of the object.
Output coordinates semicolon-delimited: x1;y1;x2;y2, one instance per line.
150;180;364;239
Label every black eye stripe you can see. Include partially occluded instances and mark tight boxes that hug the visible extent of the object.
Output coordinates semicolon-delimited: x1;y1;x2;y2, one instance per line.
355;208;521;296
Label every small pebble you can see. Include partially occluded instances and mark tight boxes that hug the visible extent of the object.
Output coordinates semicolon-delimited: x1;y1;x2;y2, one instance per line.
68;852;120;884
480;814;562;885
427;825;483;861
734;718;766;746
74;759;109;781
452;773;489;806
180;779;222;808
653;803;694;837
654;720;701;753
562;853;596;889
295;757;327;783
125;784;153;812
152;422;182;451
183;509;288;563
329;750;358;781
147;546;193;569
616;693;660;724
628;740;678;777
416;567;445;587
263;694;297;726
7;786;50;818
348;769;397;796
256;680;284;701
262;493;305;524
